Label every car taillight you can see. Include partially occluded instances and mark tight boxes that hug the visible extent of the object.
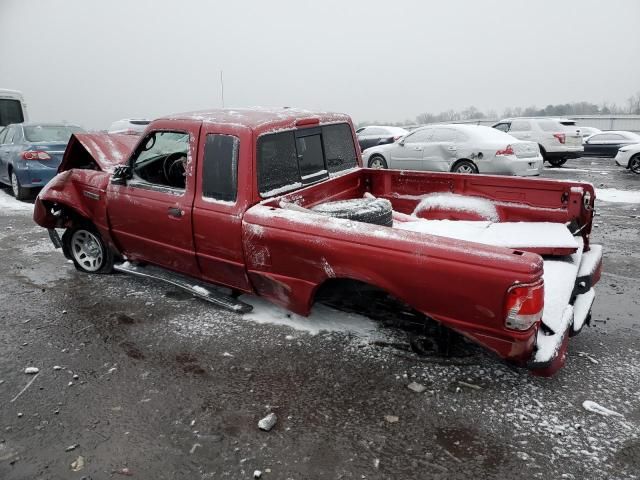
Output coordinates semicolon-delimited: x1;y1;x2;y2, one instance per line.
496;145;515;156
553;133;566;144
22;151;51;160
504;281;544;331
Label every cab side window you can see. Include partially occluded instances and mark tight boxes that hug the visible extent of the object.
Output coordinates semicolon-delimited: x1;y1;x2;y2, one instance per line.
130;131;190;190
202;134;239;202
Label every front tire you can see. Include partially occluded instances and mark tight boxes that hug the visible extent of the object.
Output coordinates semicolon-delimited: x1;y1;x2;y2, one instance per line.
451;160;478;174
63;225;114;274
368;155;388;169
629;154;640;174
10;170;30;201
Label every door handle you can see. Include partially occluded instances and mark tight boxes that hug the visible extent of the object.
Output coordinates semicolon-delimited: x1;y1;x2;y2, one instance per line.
414;147;423;151
447;146;457;151
168;207;183;218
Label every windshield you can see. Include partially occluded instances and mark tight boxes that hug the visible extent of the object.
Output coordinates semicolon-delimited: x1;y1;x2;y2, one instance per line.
24;125;83;143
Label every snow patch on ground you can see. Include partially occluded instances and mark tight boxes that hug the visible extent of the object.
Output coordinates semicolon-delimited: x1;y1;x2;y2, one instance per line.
0;190;34;215
239;295;378;336
596;188;640;203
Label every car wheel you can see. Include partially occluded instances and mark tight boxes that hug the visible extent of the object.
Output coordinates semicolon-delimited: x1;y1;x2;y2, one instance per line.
368;155;388;169
10;170;30;201
63;225;114;274
629;154;640;174
452;160;478;174
547;158;567;168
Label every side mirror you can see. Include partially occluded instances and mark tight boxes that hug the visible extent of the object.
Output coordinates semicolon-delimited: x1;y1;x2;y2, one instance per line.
111;165;131;186
398;139;405;146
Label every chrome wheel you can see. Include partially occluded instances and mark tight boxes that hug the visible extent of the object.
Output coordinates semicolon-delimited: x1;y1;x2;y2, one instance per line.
630;155;640;174
368;156;386;169
70;229;104;272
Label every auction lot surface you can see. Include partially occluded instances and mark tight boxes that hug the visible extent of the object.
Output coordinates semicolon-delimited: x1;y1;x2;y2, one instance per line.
1;157;639;480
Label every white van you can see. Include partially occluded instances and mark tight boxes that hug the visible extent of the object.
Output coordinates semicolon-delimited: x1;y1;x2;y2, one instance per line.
0;89;28;127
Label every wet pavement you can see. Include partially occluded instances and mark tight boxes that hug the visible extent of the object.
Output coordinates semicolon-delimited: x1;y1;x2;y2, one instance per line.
0;157;639;480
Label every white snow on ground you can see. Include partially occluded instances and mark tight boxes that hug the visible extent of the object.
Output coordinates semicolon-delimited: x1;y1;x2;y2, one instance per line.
582;401;624;417
596;188;640;203
0;190;34;214
396;220;578;250
239;295;378;336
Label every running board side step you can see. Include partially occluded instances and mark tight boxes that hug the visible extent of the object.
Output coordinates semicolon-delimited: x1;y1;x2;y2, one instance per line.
114;262;253;314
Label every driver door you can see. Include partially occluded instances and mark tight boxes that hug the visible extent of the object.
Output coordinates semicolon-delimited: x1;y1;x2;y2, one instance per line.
106;119;201;276
390;129;432;170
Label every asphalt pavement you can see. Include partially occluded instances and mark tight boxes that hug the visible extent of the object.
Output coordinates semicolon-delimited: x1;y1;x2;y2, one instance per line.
0;157;638;480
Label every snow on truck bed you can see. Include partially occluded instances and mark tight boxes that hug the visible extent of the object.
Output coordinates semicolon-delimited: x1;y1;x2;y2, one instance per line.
395;220;579;251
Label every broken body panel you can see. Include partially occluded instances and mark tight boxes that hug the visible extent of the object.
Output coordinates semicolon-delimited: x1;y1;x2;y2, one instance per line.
33;108;602;376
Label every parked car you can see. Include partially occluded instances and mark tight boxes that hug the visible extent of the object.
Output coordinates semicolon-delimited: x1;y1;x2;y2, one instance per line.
577;126;601;141
614;143;640;173
32;107;602;376
0;123;84;200
355;125;408;151
0;89;28;127
108;118;151;135
582;131;640;157
492;118;583;167
361;124;542;176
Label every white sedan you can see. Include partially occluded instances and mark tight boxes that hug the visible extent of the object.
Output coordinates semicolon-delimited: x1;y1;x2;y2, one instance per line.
362;124;543;176
615;143;640;174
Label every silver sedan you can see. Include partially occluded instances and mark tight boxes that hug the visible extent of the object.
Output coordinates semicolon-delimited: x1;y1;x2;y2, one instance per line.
362;124;543;176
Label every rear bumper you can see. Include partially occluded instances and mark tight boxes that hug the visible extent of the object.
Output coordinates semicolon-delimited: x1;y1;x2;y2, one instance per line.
495;155;543;176
14;162;59;188
545;150;582;160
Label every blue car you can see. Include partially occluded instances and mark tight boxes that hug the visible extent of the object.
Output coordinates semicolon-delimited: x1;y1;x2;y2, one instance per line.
0;123;84;200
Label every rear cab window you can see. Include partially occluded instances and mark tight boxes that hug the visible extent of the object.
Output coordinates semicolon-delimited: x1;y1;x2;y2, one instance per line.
257;123;357;198
202;134;239;203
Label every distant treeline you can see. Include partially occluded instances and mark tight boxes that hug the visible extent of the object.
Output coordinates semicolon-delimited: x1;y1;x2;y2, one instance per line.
360;92;640;127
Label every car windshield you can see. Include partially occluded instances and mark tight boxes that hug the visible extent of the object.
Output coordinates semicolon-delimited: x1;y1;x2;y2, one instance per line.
24;125;83;142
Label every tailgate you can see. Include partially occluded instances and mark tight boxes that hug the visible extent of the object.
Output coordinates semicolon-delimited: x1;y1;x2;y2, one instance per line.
531;244;603;371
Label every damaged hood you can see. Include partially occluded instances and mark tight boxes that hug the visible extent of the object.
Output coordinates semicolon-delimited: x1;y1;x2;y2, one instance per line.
59;133;139;173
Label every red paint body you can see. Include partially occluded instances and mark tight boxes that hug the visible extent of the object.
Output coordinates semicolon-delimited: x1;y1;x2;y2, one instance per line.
33;108;601;375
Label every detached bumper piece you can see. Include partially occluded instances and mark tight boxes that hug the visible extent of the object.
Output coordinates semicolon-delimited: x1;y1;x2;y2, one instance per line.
114;262;253;314
529;244;602;376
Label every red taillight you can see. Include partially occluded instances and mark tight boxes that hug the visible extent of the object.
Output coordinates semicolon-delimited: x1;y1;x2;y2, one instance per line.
504;281;544;331
22;151;51;161
496;145;515;156
553;133;566;144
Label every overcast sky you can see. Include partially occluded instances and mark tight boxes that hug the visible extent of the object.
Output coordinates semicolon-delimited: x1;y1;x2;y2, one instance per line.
1;0;639;129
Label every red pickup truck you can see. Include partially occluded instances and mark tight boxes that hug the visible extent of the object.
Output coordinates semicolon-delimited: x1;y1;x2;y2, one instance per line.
33;108;602;376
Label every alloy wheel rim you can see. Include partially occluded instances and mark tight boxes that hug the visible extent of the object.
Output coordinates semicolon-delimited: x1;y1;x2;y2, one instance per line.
71;230;104;272
631;157;640;174
457;165;474;174
370;158;384;169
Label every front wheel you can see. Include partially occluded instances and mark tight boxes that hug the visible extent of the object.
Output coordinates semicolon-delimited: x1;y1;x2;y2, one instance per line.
10;171;30;201
368;155;388;169
629;154;640;174
63;225;114;274
547;158;567;168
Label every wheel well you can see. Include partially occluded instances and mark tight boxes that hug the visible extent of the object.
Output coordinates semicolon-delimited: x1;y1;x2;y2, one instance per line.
312;278;427;327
